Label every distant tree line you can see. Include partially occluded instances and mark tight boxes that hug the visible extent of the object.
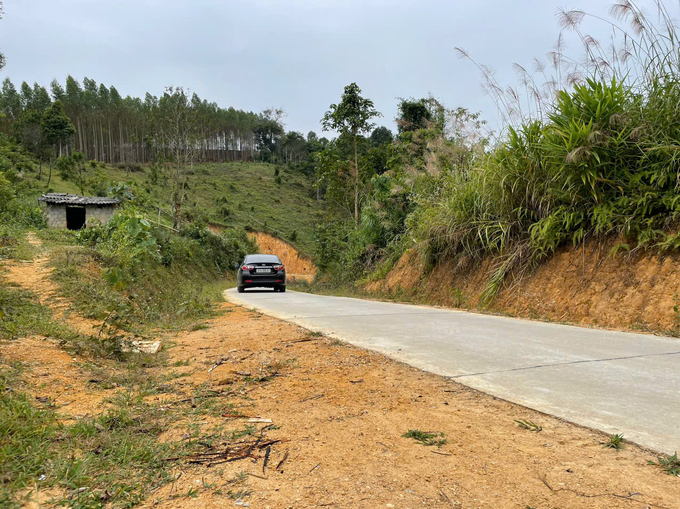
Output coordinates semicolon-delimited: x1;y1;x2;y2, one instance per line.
0;76;318;166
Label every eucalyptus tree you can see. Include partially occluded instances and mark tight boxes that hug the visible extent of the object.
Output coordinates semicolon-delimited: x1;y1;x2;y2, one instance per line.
155;86;198;228
50;80;65;102
64;75;84;152
322;83;382;225
255;108;285;161
41;100;75;185
0;2;5;71
0;78;21;131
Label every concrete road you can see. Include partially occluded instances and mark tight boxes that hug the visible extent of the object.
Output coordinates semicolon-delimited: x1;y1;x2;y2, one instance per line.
225;288;680;453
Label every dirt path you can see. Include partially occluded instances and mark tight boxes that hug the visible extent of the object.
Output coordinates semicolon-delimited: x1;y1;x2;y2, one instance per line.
2;233;101;336
1;238;679;508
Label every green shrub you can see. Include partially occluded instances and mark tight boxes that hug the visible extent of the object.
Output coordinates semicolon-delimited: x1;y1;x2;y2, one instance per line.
60;208;256;330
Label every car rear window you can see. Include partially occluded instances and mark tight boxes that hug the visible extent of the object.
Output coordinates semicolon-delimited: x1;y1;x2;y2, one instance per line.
245;254;281;263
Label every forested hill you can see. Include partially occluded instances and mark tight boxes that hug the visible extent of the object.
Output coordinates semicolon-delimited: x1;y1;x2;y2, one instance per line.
0;76;309;165
40;160;322;256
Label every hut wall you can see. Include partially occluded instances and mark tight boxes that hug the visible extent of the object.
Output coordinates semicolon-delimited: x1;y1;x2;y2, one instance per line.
85;205;117;226
44;204;67;228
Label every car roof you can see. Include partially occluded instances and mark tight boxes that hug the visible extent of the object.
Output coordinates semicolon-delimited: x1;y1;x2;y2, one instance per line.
245;254;281;263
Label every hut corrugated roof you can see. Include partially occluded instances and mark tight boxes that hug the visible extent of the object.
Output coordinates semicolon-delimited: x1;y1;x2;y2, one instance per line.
38;193;119;206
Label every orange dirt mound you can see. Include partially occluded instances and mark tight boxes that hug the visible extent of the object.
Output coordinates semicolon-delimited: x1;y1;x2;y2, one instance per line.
249;232;316;280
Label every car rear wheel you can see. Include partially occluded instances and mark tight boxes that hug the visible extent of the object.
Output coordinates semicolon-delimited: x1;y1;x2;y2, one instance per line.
237;286;245;293
278;285;286;293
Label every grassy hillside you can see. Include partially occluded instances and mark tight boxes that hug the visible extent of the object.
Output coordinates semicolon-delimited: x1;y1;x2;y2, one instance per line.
40;162;321;256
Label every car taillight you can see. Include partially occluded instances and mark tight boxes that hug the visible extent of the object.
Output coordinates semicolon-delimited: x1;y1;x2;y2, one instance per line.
274;264;285;270
242;265;255;271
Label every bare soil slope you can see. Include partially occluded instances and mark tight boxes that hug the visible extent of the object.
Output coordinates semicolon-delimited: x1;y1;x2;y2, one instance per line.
369;238;680;333
250;232;316;281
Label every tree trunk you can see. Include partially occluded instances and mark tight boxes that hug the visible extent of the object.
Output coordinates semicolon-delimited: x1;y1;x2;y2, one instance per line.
92;123;98;160
100;121;105;162
108;121;113;162
119;121;124;163
76;117;84;153
353;134;359;226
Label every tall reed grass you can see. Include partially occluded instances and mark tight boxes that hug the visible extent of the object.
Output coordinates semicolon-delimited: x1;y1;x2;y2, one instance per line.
417;1;680;300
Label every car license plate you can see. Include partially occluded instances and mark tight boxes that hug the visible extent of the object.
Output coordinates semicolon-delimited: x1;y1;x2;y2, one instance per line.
256;269;271;273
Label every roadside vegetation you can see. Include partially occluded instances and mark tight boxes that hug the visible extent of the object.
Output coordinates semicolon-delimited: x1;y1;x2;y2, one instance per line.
309;1;680;308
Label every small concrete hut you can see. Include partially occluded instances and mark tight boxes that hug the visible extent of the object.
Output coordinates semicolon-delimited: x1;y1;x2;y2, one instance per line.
38;193;120;230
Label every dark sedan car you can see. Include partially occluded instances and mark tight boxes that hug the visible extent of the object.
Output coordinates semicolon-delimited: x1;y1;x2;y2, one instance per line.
237;254;286;293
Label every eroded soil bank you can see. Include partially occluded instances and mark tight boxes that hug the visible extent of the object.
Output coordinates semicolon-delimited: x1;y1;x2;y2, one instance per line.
249;232;316;282
368;238;680;334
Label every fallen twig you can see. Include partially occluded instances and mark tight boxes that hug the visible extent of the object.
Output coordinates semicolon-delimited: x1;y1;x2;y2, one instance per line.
247;472;268;480
208;357;229;374
169;390;232;405
275;449;289;472
431;450;452;456
309;463;320;474
248;417;273;423
439;490;452;506
282;337;323;344
299;393;324;403
539;473;667;508
262;446;271;474
164;438;282;467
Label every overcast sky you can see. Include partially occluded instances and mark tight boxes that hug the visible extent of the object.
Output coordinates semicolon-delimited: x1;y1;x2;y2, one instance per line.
0;0;668;135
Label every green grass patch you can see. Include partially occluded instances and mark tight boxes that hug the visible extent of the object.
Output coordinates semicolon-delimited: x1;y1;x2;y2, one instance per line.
402;429;448;447
35;228;79;248
0;226;36;261
0;362;228;508
0;282;78;342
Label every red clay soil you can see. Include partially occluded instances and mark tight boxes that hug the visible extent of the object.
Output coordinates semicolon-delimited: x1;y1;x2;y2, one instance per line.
249;232;317;282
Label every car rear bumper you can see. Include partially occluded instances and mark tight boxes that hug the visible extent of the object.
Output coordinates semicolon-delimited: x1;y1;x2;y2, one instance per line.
239;274;286;287
241;283;284;289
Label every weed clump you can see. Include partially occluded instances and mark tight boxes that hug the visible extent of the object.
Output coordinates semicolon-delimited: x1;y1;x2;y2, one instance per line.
603;433;625;450
514;419;542;432
402;429;448;447
648;452;680;476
